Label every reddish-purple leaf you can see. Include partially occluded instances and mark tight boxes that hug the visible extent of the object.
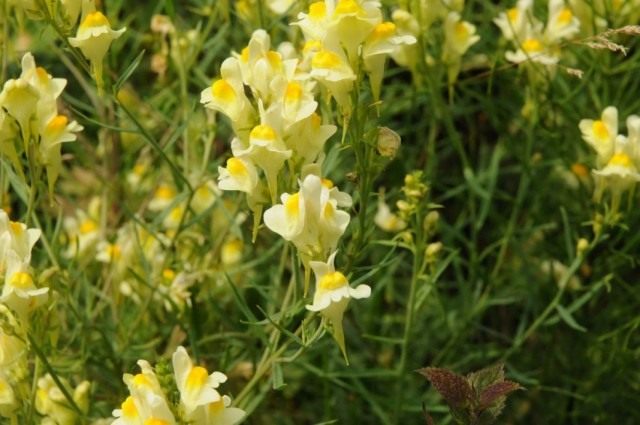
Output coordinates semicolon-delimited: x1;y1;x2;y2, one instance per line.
479;380;522;410
417;367;473;407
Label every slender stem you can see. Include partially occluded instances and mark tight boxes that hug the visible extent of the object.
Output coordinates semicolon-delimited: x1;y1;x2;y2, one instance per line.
28;334;85;418
234;244;294;408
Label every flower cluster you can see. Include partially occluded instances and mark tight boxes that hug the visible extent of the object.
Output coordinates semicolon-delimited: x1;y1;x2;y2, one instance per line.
294;0;416;105
111;346;244;425
579;106;640;210
0;53;82;194
202;29;337;208
0;210;52;419
0;210;46;321
495;0;580;66
200;1;398;358
35;374;90;425
569;0;640;35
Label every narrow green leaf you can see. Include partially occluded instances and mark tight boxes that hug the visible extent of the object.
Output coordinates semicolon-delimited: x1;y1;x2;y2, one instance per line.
223;273;258;323
114;50;146;93
272;362;286;390
554;304;587;332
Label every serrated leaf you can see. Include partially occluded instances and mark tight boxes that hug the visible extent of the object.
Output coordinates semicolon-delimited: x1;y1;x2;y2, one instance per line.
467;363;505;394
417;367;473;408
478;380;522;409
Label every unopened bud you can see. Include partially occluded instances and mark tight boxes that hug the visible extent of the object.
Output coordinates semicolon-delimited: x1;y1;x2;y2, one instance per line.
221;239;243;265
425;242;443;261
423;210;440;233
377;127;401;158
592;213;603;237
576;238;589;256
396;200;411;212
150;14;174;35
399;231;413;245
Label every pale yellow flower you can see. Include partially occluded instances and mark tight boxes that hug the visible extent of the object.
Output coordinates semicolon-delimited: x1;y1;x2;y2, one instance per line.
236;30;297;103
63;209;101;259
36;374;90;425
306;251;371;361
324;0;382;61
231;123;292;201
2;253;48;319
310;48;356;113
148;183;177;211
61;0;82;25
186;395;245;425
0;373;17;418
284;112;336;165
200;58;254;128
172;346;227;414
374;196;406;232
579;106;618;165
217;156;261;195
363;21;416;100
505;31;558;65
0;209;41;267
221;239;243;266
494;0;536;41
264;174;351;259
68;5;126;87
389;9;420;68
544;0;580;43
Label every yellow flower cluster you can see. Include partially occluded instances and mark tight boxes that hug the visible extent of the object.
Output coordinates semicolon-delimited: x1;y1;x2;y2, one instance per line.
0;210;53;419
295;0;416;104
111;346;244;425
579;106;640;211
495;0;580;65
200;0;424;358
0;53;82;194
569;0;640;35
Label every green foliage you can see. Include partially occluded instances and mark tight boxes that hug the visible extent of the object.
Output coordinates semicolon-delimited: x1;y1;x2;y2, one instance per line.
1;0;640;424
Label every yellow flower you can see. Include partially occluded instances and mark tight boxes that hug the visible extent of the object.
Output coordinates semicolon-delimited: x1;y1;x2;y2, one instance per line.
579;106;618;166
186;394;245;425
35;374;90;425
544;0;580;42
363;21;416;100
172;346;227;414
2;253;49;320
310;48;356;113
306;251;371;362
374;196;406;232
231;123;292;202
68;6;125;88
0;373;17;418
200;58;254;127
263;174;352;259
493;0;534;41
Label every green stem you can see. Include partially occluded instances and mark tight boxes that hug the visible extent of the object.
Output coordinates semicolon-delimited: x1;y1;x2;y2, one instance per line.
28;334;85;419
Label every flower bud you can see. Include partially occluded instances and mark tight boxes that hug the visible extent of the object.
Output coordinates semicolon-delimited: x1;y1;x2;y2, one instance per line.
150;14;174;35
425;242;443;261
576;238;589;256
423;210;440;233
